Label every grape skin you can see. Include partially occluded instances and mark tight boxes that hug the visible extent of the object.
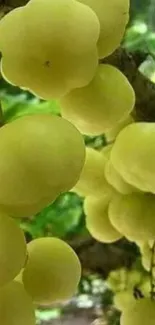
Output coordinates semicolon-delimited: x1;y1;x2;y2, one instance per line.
22;238;81;305
72;147;113;197
0;0;100;99
121;298;155;325
109;192;155;241
84;195;122;243
110;122;155;194
0;114;85;217
0;213;26;287
60;65;135;136
0;281;35;325
114;290;136;312
77;0;129;58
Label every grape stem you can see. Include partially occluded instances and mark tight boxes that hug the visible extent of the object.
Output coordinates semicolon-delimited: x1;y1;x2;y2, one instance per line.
150;241;155;300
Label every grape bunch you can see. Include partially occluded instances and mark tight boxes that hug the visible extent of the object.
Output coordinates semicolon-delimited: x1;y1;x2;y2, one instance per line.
0;0;155;324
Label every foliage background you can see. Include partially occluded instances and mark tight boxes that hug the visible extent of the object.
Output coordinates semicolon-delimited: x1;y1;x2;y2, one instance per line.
0;0;155;324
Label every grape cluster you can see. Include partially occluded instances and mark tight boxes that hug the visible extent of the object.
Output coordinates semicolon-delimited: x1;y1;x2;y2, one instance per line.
0;0;155;324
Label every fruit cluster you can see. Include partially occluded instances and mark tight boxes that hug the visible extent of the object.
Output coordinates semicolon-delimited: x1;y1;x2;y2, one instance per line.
0;0;155;324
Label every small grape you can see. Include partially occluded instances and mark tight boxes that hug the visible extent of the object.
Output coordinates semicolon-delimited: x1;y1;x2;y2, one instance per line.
84;195;122;243
105;115;134;143
77;0;130;58
72;147;113;197
22;238;81;305
114;290;136;311
0;212;26;287
105;159;137;195
110;122;155;194
0;0;100;99
121;298;155;325
0;114;85;217
109;192;155;241
60;65;135;136
0;281;35;325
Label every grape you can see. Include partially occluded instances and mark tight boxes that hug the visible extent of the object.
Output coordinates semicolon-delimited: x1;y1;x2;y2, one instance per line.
84;195;122;243
72;147;113;197
60;65;135;136
120;298;155;325
0;0;100;99
107;268;128;292
0;114;85;217
138;242;152;272
0;212;26;287
22;237;81;305
0;281;35;325
105;115;134;143
105;159;137;195
114;290;136;311
110;122;155;194
109;192;155;241
77;0;129;58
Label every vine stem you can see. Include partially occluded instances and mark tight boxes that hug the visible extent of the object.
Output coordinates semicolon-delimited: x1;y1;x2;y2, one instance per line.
150;241;155;300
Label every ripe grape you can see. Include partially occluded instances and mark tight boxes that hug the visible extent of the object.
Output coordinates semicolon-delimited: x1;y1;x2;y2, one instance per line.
60;65;135;136
114;290;136;311
72;147;113;197
105;115;134;143
121;298;155;325
0;281;35;325
84;195;122;243
110;122;155;193
77;0;129;58
105;159;137;195
109;192;155;241
0;212;26;287
0;0;100;99
22;237;81;305
0;114;85;217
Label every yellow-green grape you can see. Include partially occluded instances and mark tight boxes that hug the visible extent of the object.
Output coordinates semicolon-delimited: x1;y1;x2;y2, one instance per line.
110;122;155;194
0;114;85;217
141;243;152;272
72;147;113;197
77;0;129;58
120;298;155;325
101;144;113;162
139;276;151;298
0;213;26;287
105;159;136;195
0;0;100;99
0;281;35;325
105;115;134;143
109;192;155;241
126;269;142;289
60;65;135;136
22;238;81;305
106;268;128;292
84;195;122;243
114;290;136;312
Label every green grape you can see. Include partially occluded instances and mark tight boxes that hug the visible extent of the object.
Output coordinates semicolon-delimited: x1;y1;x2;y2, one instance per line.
77;0;129;58
84;195;122;243
139;276;151;297
22;237;81;305
109;192;155;241
126;269;142;289
0;213;26;287
110;122;155;194
0;281;35;325
114;290;136;312
72;147;113;197
120;298;155;325
139;242;152;272
101;144;113;161
60;65;135;136
105;159;137;195
105;115;134;143
106;268;128;292
0;0;100;99
0;114;85;217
